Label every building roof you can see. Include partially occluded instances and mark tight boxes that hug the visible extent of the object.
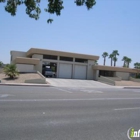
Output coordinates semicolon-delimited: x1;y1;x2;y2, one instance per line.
93;65;140;73
26;48;99;60
13;57;40;65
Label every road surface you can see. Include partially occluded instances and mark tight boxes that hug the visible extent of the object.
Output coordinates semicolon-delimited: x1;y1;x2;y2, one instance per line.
0;85;140;140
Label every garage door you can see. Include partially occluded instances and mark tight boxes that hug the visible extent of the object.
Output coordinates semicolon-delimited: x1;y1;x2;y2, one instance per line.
74;65;87;79
59;63;72;79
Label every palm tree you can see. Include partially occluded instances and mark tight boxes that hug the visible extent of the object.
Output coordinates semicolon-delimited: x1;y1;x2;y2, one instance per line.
126;58;132;68
134;62;140;69
95;60;98;65
109;54;114;66
113;57;117;66
112;50;119;66
122;56;128;67
134;62;140;78
102;52;108;65
112;50;119;58
4;64;19;79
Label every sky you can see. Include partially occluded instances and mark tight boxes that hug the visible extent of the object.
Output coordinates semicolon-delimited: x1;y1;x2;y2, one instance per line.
0;0;140;68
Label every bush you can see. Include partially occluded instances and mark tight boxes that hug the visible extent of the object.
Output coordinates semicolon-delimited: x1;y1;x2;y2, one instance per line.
4;64;19;79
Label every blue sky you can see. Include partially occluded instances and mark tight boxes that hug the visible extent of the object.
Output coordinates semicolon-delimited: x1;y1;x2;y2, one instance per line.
0;0;140;67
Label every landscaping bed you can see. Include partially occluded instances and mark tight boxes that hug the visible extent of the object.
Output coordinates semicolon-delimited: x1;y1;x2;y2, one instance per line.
0;73;42;84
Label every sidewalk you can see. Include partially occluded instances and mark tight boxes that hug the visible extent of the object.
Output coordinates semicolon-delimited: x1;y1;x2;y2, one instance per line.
0;83;52;87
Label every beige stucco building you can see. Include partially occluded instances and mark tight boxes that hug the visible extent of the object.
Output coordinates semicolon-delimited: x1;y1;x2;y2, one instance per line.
11;48;140;80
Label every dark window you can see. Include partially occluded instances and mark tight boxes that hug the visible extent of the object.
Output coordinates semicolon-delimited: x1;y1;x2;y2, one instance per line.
99;70;114;77
43;55;57;60
60;56;73;61
75;58;88;63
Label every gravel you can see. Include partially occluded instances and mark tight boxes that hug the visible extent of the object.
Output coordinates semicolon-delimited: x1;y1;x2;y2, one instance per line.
0;73;42;83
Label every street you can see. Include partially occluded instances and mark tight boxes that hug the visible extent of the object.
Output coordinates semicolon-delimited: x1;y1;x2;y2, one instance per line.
0;85;140;140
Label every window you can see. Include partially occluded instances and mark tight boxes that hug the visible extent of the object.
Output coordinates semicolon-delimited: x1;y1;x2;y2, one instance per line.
60;56;73;61
75;58;88;63
43;55;57;60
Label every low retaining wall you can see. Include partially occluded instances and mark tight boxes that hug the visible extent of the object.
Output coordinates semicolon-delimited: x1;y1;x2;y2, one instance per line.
0;68;3;73
105;76;122;81
129;77;140;82
25;78;47;84
24;71;47;84
98;76;115;85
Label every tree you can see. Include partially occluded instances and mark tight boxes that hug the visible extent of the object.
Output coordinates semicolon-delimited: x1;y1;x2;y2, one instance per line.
113;57;117;67
102;52;108;66
134;62;140;78
109;54;114;66
112;50;119;66
0;0;96;23
122;56;128;67
4;64;19;79
0;61;3;67
125;58;132;68
134;62;140;69
95;60;98;65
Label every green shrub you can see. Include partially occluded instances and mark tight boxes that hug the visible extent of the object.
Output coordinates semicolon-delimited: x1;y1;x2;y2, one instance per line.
4;64;19;79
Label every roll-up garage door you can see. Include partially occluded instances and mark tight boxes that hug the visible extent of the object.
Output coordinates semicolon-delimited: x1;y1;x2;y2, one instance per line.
59;63;72;79
74;65;87;79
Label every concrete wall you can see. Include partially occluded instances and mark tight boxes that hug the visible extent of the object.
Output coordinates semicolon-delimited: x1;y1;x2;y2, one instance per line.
93;70;99;81
32;54;43;73
11;51;26;63
105;77;122;81
98;76;115;85
87;60;95;80
25;78;47;84
0;68;3;73
130;77;140;82
115;72;130;80
16;64;36;73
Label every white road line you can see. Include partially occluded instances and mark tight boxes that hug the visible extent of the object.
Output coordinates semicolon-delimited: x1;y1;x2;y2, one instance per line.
56;88;73;93
0;94;14;98
80;90;103;93
114;107;140;111
1;98;140;102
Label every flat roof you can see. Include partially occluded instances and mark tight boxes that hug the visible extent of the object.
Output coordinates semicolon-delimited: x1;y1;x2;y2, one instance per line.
93;65;140;73
26;48;99;60
13;57;40;65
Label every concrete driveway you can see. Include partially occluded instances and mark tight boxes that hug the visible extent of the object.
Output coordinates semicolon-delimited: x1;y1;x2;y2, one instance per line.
46;78;113;87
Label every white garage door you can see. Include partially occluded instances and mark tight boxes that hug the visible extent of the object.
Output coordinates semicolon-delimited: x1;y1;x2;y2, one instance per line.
74;65;87;79
59;63;72;79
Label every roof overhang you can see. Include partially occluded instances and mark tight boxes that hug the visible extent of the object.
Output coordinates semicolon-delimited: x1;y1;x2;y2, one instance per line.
13;57;40;65
93;65;140;73
26;48;99;61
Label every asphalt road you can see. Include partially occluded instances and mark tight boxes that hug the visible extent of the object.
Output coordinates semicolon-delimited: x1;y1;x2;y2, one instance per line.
0;85;140;140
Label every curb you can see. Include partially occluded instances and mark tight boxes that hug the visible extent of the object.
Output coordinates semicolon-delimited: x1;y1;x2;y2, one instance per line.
0;83;53;87
123;86;140;89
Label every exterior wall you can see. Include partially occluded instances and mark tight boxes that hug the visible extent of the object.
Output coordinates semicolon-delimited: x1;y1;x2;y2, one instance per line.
87;60;95;80
11;51;26;63
42;58;89;79
32;54;43;73
16;64;36;73
115;72;130;80
32;54;43;59
93;70;99;81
